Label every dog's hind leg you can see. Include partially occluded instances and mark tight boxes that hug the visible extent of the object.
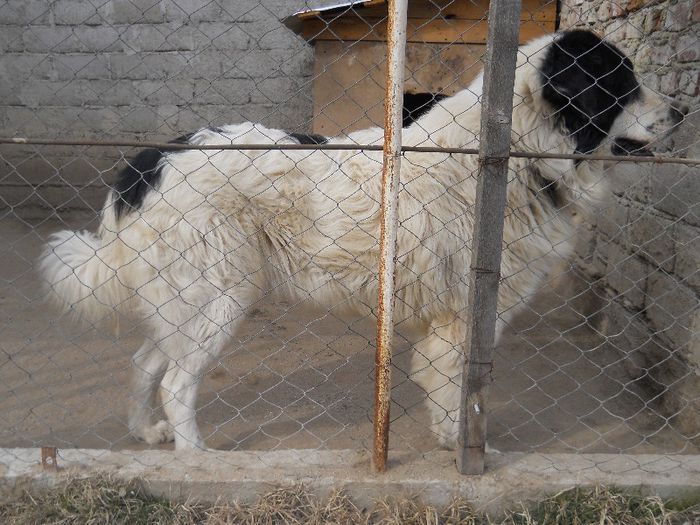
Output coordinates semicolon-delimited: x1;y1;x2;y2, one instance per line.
128;341;173;444
158;294;248;450
410;316;465;449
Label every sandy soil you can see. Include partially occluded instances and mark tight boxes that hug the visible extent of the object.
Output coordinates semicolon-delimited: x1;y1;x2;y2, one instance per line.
1;215;696;455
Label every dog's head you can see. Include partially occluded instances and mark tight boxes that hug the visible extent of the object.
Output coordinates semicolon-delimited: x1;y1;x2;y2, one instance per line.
527;30;686;156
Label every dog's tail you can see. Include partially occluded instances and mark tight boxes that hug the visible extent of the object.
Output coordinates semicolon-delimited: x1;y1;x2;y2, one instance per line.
39;225;129;325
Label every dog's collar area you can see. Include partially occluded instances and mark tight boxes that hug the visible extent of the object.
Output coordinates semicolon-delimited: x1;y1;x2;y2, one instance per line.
611;138;654;157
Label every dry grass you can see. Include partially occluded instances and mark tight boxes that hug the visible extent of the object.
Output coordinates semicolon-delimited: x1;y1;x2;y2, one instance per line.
1;476;698;524
502;486;700;525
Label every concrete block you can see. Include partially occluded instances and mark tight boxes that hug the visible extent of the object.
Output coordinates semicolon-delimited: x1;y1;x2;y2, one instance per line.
74;25;125;52
100;78;141;106
110;50;227;81
671;110;700;157
625;207;676;271
109;0;166;24
115;106;160;133
222;50;281;79
0;80;21;105
19;79;119;106
250;77;302;104
603;293;649;340
256;26;308;50
52;1;105;26
75;107;123;134
595;199;628;241
109;52;189;80
131;79;195;105
122;23;196;52
602;298;698;436
604;246;649;309
0;53;52;81
689;309;700;372
163;0;259;23
672;223;700;291
184;50;226;79
24;25;123;53
193;24;251;51
22;26;76;52
646;273;696;350
263;96;315;131
650;166;700;227
607;162;650;202
49;53;112;81
0;0;51;25
193;79;254;105
169;106;213;133
2;106;83;136
271;48;314;78
0;26;25;52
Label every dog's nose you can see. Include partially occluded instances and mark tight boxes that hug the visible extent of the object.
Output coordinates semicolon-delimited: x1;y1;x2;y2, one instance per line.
670;101;688;123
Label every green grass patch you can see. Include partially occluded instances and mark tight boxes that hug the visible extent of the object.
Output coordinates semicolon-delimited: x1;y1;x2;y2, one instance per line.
1;476;698;524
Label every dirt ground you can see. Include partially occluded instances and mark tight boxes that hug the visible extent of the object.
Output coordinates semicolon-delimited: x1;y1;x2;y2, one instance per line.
1;214;697;455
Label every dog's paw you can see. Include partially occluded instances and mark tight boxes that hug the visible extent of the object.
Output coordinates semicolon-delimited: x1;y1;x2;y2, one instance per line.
485;443;502;454
135;420;175;444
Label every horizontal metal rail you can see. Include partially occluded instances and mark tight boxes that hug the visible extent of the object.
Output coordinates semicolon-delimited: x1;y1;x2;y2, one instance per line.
2;137;698;166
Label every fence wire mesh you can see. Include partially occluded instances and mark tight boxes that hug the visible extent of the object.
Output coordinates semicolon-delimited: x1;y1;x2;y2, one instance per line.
0;0;698;484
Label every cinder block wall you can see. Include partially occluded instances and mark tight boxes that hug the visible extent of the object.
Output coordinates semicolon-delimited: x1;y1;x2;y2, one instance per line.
560;0;699;439
0;0;313;216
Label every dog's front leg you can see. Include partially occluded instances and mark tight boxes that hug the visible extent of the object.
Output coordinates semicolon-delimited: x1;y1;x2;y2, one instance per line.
410;317;465;448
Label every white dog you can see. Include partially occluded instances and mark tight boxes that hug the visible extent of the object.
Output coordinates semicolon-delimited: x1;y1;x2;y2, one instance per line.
40;30;685;450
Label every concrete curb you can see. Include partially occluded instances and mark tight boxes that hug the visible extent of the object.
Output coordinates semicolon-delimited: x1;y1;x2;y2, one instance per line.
1;448;699;512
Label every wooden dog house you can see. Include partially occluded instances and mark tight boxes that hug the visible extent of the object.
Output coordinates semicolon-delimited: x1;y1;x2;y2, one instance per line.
284;0;557;135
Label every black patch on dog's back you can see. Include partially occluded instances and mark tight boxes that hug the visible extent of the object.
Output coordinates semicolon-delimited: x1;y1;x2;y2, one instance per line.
403;93;448;127
540;30;641;155
288;132;329;145
113;134;193;219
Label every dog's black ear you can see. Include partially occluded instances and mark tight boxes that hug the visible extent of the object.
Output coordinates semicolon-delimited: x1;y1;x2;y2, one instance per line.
540;30;640;154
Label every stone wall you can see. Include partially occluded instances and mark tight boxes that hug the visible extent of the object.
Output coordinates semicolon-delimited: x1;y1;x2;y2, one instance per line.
0;0;313;216
560;0;699;439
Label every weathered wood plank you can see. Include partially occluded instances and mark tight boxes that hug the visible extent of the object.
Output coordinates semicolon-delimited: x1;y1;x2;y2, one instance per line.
456;0;522;475
297;0;554;22
298;18;552;44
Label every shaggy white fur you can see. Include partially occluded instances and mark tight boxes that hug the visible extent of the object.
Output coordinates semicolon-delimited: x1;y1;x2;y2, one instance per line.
40;32;682;450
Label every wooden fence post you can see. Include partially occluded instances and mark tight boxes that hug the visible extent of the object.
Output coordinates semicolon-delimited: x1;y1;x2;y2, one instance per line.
457;0;522;475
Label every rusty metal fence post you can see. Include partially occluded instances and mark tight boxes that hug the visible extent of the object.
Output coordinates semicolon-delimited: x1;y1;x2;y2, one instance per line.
373;0;408;473
457;0;522;475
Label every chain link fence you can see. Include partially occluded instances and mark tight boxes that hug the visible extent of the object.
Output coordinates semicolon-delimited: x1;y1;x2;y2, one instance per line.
0;0;698;481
